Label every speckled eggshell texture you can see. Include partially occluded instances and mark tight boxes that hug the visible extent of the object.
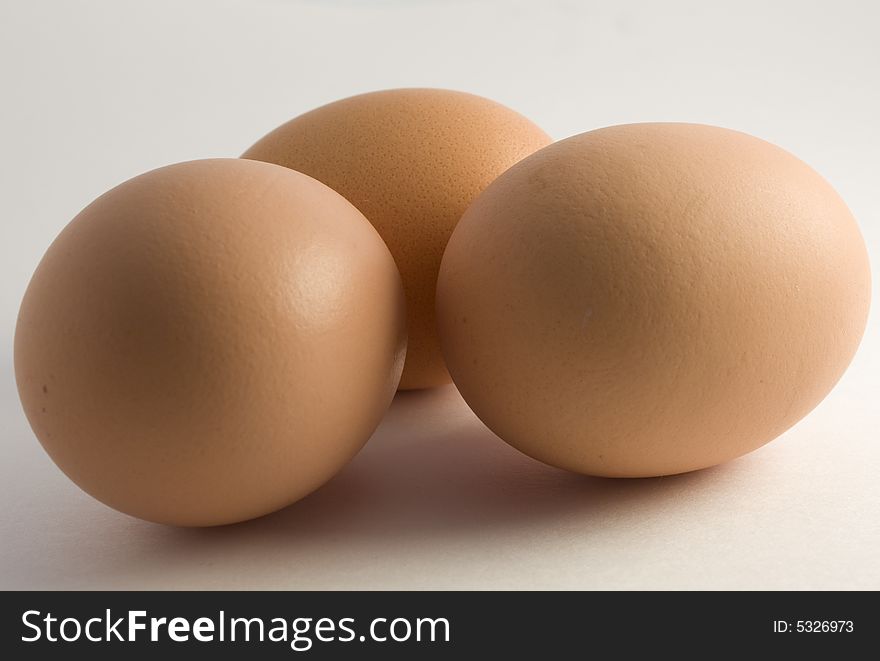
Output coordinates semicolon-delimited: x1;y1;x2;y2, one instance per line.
242;88;551;389
15;159;406;526
436;123;871;477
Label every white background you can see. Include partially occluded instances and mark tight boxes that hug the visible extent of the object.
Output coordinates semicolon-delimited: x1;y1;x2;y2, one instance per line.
1;0;878;589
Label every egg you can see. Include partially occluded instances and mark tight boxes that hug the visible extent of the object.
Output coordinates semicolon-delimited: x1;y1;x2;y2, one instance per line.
15;158;406;526
242;88;551;389
436;123;871;477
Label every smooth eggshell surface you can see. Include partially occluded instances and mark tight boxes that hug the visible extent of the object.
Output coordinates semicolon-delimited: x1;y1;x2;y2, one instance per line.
436;123;871;477
15;159;406;526
242;88;551;389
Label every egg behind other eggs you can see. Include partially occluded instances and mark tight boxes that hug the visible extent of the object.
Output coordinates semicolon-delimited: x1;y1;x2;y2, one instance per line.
15;158;406;526
243;88;551;390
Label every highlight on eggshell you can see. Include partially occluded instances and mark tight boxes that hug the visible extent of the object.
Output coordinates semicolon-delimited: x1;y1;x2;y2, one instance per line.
436;122;871;478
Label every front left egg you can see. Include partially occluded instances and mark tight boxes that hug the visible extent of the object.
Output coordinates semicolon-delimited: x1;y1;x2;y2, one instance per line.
14;158;406;526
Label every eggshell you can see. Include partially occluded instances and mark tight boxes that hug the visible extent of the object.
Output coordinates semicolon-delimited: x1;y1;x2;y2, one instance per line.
436;123;871;477
242;88;551;389
15;158;406;526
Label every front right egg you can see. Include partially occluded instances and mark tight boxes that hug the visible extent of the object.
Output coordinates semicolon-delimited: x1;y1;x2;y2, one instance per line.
436;123;871;477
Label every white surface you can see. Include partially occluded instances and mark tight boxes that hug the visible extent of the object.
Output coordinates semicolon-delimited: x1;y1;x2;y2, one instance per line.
0;0;878;590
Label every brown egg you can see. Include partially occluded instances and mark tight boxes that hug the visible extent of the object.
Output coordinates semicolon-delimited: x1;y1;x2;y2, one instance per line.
437;123;871;477
15;158;406;526
242;88;551;389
